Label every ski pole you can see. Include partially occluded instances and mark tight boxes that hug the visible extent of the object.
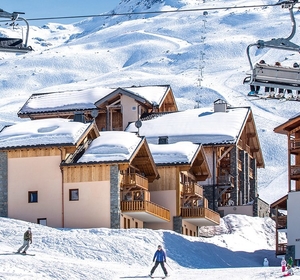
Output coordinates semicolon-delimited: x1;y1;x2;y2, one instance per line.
165;262;173;270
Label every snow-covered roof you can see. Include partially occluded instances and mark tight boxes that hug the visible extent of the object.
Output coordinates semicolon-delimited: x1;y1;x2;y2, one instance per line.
78;131;142;163
0;118;92;148
126;107;250;145
18;85;171;115
122;85;170;106
18;87;113;115
149;141;200;165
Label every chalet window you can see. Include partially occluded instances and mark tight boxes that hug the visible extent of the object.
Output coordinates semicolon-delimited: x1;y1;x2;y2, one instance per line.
28;191;38;203
37;218;47;226
69;189;79;201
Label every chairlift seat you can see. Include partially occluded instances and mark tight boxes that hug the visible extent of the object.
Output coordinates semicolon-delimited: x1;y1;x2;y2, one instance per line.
0;38;23;47
0;37;32;53
244;64;300;91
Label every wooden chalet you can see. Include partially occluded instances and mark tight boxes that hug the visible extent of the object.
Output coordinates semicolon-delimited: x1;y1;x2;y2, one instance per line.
126;99;266;218
62;131;170;228
147;142;220;236
0;119;170;229
271;113;300;262
17;85;178;131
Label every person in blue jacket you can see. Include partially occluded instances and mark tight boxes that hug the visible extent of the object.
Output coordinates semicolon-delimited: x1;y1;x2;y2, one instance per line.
149;245;168;277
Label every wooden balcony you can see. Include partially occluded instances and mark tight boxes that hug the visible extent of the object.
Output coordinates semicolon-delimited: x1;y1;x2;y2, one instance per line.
121;173;148;190
180;207;220;226
272;215;287;229
290;139;300;153
182;182;203;197
291;165;300;180
121;200;170;222
276;243;287;256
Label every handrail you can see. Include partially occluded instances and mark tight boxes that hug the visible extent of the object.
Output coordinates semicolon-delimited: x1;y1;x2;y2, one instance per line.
181;207;220;224
291;139;300;150
182;182;203;197
121;173;148;190
121;200;170;221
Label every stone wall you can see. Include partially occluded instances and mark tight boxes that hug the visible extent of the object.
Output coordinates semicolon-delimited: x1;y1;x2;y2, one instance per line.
110;165;120;229
0;152;8;217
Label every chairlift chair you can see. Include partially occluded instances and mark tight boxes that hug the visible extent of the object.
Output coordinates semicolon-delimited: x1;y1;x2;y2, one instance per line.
244;0;300;92
0;8;33;53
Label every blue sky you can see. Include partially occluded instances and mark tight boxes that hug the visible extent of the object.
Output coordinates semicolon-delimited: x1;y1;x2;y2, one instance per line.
0;1;120;26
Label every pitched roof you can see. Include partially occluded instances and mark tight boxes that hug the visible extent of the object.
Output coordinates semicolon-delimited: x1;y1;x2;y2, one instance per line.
274;112;300;134
78;131;143;163
0;118;95;149
149;141;201;165
18;87;113;116
77;131;159;180
149;141;211;180
18;85;174;116
126;107;250;145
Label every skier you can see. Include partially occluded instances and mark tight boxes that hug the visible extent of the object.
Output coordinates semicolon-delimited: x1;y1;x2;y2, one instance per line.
281;257;287;272
149;245;168;278
287;256;293;269
17;227;32;254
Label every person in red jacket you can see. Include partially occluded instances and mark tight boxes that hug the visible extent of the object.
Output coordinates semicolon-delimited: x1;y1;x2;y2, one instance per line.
149;245;168;278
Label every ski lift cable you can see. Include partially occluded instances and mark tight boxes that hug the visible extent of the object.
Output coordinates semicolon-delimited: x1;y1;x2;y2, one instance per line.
0;3;292;23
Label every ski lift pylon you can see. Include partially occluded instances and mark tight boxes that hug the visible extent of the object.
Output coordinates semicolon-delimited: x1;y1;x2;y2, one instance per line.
0;8;33;53
244;0;300;91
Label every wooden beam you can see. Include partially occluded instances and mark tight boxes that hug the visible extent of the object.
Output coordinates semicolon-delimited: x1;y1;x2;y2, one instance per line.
132;157;150;165
247;133;256;138
217;146;233;163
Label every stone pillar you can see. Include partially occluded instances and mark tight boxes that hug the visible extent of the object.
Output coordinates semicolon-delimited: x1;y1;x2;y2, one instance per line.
250;158;258;216
203;185;217;211
110;165;120;229
173;216;182;234
0;152;8;217
245;152;250;203
239;150;246;205
230;146;239;205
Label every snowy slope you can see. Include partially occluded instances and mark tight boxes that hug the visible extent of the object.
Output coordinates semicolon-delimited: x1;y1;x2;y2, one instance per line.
0;215;286;280
0;1;297;203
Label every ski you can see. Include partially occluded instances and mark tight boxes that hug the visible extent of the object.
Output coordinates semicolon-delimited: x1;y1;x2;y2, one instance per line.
14;252;35;256
149;276;169;279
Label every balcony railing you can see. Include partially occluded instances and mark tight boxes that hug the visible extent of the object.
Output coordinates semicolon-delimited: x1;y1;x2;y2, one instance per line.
276;243;287;255
121;200;170;221
291;165;300;179
121;173;148;190
182;182;203;197
290;139;300;151
181;207;220;224
274;215;287;229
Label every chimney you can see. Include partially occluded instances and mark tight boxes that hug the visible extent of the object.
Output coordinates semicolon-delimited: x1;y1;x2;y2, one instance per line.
158;136;168;144
213;99;227;113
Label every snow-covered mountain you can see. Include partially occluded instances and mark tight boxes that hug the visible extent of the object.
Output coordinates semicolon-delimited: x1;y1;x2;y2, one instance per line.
0;0;298;205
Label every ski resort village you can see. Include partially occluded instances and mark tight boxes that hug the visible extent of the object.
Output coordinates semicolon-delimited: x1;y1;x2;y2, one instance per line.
0;0;300;279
